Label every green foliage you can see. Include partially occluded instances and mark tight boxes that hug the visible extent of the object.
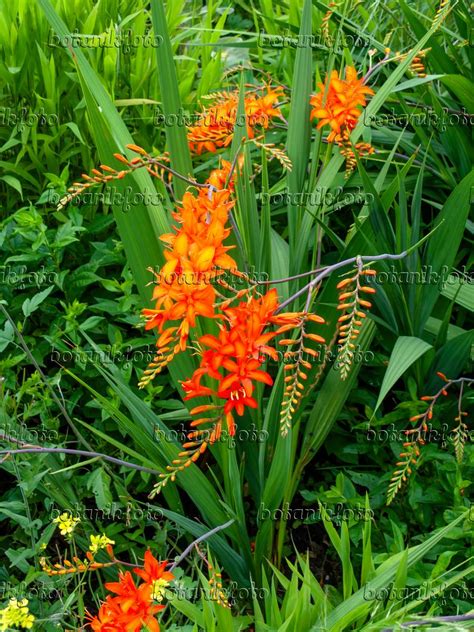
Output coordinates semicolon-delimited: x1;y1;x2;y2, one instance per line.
0;0;472;629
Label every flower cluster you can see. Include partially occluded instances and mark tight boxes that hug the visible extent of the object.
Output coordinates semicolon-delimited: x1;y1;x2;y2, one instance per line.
40;549;115;576
87;551;174;632
153;288;306;493
381;47;430;79
59;141;324;496
40;526;116;576
130;153;327;493
387;373;472;504
337;131;375;178
187;86;283;154
139;160;237;386
310;66;374;142
278;313;326;436
336;265;376;380
52;511;81;536
89;534;116;554
0;599;35;631
310;66;375;175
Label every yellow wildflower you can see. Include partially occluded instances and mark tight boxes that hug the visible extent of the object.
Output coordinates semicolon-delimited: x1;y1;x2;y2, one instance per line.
52;512;80;536
150;577;172;602
89;534;115;554
0;598;35;630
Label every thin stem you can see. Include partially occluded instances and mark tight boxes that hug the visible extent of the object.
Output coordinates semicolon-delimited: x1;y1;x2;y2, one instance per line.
168;519;235;571
253;266;328;285
363;53;390;84
410;376;473;437
304;281;320;314
458;379;465;417
147;158;209;189
275;251;408;313
0;446;161;475
225;137;246;189
0;434;39;448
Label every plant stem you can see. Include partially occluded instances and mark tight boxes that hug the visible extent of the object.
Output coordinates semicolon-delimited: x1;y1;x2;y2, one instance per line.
276;251;408;313
168;519;235;570
0;445;161;474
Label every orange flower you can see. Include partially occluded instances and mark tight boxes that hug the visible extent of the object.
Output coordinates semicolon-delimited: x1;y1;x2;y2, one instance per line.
153;289;310;490
88;571;164;632
133;552;172;584
205;159;235;191
310;66;374;142
188;86;283;154
88;600;125;631
188;97;236;154
88;556;173;632
169;290;307;467
182;290;288;428
139;165;238;386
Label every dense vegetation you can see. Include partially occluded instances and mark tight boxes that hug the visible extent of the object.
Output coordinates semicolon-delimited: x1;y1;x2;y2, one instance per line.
0;0;472;630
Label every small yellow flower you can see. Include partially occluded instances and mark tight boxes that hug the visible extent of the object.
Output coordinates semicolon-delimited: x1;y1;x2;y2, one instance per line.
53;512;80;536
89;533;115;554
0;598;35;630
151;578;171;602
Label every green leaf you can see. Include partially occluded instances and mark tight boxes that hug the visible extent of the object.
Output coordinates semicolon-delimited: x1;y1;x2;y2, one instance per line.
311;511;469;631
64;122;86;144
417;169;474;330
440;275;474;312
293;10;446;272
150;0;193;198
390;75;444;92
302;321;377;456
37;0;168;300
286;0;313;255
270;229;290;300
440;75;474;114
0;175;23;199
37;0;197;388
86;468;113;511
373;336;432;413
22;286;54;318
427;330;474;392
